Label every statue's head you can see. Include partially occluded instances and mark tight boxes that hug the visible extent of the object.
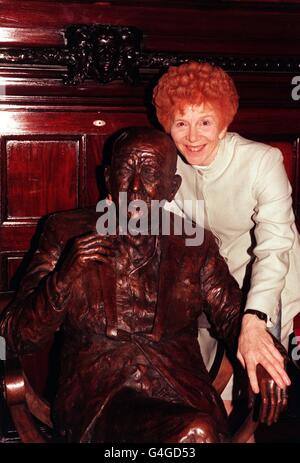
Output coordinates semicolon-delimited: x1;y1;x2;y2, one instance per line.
106;127;181;207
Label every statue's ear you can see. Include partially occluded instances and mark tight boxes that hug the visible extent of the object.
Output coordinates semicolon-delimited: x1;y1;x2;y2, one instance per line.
167;174;182;202
104;166;111;194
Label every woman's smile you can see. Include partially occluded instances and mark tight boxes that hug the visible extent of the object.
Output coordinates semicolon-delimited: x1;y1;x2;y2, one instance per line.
184;144;207;154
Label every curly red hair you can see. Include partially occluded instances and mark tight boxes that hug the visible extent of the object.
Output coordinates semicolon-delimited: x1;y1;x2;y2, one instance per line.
153;61;239;133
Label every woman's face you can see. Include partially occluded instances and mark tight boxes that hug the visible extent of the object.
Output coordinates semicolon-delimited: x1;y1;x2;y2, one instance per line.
170;104;227;165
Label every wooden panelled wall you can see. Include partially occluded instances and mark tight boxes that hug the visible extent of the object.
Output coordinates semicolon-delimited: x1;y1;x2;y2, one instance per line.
0;0;300;295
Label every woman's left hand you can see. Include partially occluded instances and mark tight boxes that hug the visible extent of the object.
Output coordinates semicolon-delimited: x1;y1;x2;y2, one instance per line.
237;313;291;394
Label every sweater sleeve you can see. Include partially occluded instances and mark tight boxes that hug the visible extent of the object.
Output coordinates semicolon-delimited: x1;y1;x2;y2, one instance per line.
200;233;243;352
0;215;70;354
245;147;296;327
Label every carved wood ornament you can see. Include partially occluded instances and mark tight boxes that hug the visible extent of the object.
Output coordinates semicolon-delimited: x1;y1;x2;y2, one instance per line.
0;24;300;85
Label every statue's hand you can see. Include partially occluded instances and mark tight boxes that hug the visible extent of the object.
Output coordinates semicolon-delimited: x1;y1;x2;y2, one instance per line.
251;364;289;426
55;232;118;288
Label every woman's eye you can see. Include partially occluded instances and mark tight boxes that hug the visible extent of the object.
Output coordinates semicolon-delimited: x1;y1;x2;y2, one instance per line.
202;119;211;126
175;121;186;128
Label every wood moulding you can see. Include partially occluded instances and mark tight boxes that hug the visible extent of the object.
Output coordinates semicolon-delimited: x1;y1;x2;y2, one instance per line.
0;24;300;86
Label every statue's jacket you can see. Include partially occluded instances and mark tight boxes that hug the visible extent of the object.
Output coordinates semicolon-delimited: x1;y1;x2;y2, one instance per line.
0;208;242;442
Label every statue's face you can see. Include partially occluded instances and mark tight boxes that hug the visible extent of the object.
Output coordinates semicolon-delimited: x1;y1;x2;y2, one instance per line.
107;131;181;233
111;143;176;208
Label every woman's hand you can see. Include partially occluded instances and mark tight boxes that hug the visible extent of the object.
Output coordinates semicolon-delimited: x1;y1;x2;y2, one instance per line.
237;313;291;394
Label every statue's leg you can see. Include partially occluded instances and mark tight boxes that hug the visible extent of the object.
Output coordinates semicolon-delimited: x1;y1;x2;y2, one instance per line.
90;388;227;443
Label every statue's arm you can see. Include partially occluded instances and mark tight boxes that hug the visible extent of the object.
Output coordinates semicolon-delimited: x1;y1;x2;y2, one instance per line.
200;234;242;352
0;213;117;355
0;215;69;354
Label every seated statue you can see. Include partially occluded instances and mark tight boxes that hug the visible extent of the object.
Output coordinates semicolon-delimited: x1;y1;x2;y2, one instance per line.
0;127;287;443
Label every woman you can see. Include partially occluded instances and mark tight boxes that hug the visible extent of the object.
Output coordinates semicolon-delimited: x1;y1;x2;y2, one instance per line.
153;62;298;409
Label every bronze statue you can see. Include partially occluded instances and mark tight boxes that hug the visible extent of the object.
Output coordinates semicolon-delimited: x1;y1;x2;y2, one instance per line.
0;127;288;443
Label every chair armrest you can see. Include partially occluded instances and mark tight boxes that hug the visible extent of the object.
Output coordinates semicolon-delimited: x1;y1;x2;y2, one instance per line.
24;374;52;428
1;356;47;442
1;353;52;442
